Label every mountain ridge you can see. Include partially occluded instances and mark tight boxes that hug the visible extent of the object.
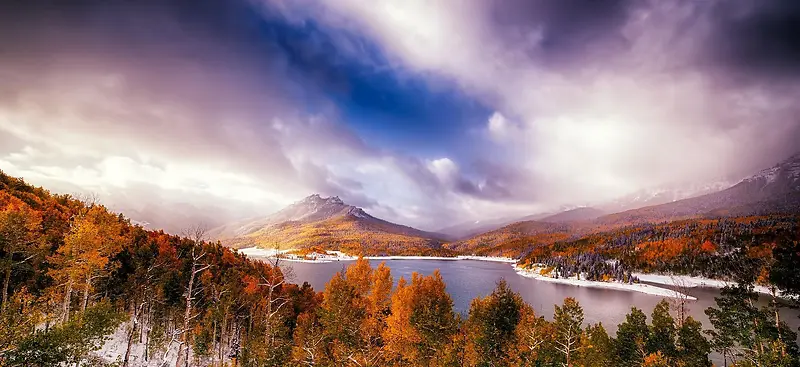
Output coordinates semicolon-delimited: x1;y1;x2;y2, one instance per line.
211;194;449;255
453;153;800;256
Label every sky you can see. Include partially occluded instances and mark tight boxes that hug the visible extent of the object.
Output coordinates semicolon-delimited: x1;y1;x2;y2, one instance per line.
1;0;799;232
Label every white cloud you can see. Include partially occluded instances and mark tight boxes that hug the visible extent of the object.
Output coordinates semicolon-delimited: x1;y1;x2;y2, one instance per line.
427;158;459;185
486;112;514;141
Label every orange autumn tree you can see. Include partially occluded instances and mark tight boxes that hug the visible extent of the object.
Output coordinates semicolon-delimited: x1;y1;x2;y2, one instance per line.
48;205;126;323
0;192;43;310
314;258;393;366
384;270;458;366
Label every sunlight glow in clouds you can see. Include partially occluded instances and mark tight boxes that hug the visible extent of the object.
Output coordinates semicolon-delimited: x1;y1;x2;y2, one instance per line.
1;0;800;231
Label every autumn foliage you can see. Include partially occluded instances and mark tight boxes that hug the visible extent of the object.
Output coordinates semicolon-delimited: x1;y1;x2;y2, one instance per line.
0;170;798;366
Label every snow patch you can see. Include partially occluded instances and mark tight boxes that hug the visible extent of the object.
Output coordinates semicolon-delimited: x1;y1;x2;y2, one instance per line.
515;266;695;300
634;273;777;296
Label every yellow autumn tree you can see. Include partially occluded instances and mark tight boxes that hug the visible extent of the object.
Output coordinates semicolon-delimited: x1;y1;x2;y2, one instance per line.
312;258;393;366
48;205;125;323
384;270;458;366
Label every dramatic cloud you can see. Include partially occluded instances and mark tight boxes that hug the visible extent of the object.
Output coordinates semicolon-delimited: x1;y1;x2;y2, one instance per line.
274;0;800;205
1;0;799;231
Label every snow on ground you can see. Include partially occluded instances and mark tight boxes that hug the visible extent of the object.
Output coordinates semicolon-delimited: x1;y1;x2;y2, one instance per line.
237;247;519;264
96;322;184;367
455;255;518;263
634;273;777;296
235;247;290;257
364;255;459;261
515;266;696;300
238;248;780;300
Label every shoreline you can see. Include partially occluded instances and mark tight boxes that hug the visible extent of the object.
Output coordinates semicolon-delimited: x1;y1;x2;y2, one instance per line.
238;248;740;301
514;265;697;300
633;273;778;297
236;247;517;264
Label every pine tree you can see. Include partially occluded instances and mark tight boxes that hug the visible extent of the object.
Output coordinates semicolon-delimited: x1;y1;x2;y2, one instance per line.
647;300;676;360
464;279;525;366
615;307;648;367
553;297;584;366
675;316;711;367
577;323;613;367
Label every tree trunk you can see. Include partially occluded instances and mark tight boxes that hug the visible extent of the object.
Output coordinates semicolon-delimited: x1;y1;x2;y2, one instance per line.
123;303;142;367
219;313;227;363
123;321;136;367
180;260;198;367
81;274;91;312
1;251;12;310
62;277;73;323
211;319;217;366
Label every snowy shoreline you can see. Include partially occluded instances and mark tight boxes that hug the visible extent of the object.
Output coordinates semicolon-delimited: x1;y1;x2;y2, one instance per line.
633;273;777;296
514;265;697;300
236;247;517;264
238;248;753;301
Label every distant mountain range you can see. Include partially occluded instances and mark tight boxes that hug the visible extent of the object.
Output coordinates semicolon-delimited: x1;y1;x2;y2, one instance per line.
449;153;800;255
211;194;449;255
438;178;740;240
597;152;800;225
211;153;800;256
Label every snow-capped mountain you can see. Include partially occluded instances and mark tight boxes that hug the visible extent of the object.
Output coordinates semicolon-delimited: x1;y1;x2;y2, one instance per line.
211;194;446;252
597;153;800;225
740;152;800;191
601;179;739;213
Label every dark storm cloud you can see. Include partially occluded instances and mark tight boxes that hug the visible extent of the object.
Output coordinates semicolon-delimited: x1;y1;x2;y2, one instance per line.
488;0;636;67
706;0;800;82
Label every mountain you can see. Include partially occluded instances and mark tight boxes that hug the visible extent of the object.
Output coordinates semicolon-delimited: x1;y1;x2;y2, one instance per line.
447;220;578;257
436;216;523;240
437;209;566;240
596;153;800;225
452;153;800;257
211;194;449;255
539;207;605;223
600;179;738;213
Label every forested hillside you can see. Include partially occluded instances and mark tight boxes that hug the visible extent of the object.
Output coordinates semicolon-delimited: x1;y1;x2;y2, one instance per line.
1;171;799;366
212;194;449;255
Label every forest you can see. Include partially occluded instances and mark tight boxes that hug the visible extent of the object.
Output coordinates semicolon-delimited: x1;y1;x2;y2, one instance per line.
2;170;800;366
514;216;800;287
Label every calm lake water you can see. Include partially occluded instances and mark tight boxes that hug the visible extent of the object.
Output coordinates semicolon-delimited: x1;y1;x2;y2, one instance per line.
277;258;800;336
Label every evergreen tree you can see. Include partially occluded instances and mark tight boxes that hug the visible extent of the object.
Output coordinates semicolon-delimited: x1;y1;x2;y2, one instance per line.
4;301;125;367
464;279;525;366
553;297;584;366
675;316;711;367
577;323;613;367
615;307;648;367
647;300;677;360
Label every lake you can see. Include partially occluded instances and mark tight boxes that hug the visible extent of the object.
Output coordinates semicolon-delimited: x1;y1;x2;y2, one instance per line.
278;258;800;335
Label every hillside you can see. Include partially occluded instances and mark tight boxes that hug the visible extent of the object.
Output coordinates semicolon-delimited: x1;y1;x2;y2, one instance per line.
454;153;800;257
211;194;449;255
448;220;580;257
600;179;737;213
596;153;800;225
436;216;523;240
540;207;605;223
